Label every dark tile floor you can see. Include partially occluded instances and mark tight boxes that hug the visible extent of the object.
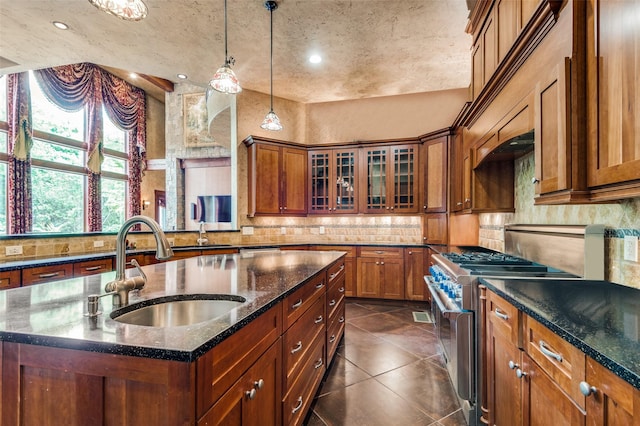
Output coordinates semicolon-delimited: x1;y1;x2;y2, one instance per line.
306;300;467;426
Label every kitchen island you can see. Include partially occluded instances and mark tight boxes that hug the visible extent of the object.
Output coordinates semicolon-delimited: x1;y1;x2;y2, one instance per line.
0;250;346;425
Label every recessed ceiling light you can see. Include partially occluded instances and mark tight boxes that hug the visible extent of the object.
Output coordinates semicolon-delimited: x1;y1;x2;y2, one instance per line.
177;73;188;80
309;55;322;64
52;21;69;30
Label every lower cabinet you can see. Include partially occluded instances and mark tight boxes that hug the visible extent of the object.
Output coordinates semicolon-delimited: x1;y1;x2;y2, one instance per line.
404;247;428;301
356;247;404;299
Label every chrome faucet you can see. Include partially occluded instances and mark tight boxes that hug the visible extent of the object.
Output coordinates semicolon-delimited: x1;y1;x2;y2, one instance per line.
197;221;209;246
105;215;173;307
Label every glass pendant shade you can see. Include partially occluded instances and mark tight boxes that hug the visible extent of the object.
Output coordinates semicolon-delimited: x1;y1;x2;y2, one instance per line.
88;0;148;21
261;110;283;131
209;63;242;94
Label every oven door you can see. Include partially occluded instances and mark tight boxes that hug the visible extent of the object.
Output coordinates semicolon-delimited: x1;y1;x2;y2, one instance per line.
429;283;474;401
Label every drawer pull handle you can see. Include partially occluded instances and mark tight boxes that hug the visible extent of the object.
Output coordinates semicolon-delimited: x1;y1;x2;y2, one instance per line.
329;334;336;343
291;341;303;354
292;299;303;309
314;315;323;324
38;272;60;278
84;266;102;271
579;381;597;397
314;358;324;369
245;388;257;400
291;396;303;414
315;282;325;289
375;250;385;254
539;340;563;362
254;379;264;390
339;287;345;293
494;308;508;321
339;316;345;323
329;299;336;306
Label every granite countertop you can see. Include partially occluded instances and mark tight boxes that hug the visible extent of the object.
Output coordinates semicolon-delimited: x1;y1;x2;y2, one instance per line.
0;250;345;362
480;277;640;390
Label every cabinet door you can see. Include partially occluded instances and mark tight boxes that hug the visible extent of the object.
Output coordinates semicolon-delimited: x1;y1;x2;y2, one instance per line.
496;0;518;64
282;147;307;215
201;341;282;426
333;149;358;213
308;150;331;214
521;353;586;426
462;154;472;210
423;213;448;245
587;0;640;191
381;257;405;300
356;257;381;298
584;357;639;426
487;320;522;426
483;14;497;86
361;147;389;213
390;145;419;212
404;248;426;301
423;137;448;213
450;128;464;212
252;143;282;215
343;257;356;297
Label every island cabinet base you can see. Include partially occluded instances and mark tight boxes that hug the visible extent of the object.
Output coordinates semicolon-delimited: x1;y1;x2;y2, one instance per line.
1;342;195;425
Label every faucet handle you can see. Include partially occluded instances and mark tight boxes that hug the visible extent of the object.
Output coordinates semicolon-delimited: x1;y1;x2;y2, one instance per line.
130;259;147;285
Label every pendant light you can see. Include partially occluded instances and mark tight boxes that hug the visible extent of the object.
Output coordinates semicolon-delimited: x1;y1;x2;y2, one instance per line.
261;0;283;131
88;0;148;21
210;0;242;94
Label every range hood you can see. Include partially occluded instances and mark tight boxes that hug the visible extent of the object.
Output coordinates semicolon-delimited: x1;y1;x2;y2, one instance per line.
492;130;534;155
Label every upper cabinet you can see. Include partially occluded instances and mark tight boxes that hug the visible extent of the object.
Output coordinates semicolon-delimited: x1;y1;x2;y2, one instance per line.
586;0;640;201
422;133;449;213
359;143;420;214
308;148;359;214
244;136;307;217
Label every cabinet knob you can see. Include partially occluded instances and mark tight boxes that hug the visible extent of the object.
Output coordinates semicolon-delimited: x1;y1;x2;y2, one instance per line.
254;379;265;390
380;261;385;265
515;368;527;379
456;202;463;206
532;177;540;184
408;251;412;255
464;198;471;203
386;206;390;210
579;381;597;397
508;360;519;370
283;206;287;210
245;388;257;400
390;206;394;210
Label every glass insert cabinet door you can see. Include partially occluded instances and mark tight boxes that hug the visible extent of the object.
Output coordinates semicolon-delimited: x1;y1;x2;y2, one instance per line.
309;149;358;214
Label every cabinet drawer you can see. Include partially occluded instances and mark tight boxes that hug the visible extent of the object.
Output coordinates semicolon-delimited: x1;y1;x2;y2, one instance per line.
73;258;113;276
358;247;404;258
283;336;326;426
327;301;345;361
21;264;73;286
327;259;346;285
283;294;326;391
327;275;345;320
283;272;326;330
523;315;586;408
312;245;356;258
196;304;282;418
0;270;21;290
487;291;520;345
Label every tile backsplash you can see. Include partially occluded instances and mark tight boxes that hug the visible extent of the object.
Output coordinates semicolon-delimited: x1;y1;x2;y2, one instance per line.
479;152;640;289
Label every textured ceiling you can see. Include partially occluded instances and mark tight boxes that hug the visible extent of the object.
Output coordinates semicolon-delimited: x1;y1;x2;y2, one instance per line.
0;0;472;103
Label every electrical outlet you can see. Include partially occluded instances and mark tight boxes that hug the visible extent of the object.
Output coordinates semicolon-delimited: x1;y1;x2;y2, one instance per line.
6;245;23;256
623;236;638;262
242;226;254;236
93;240;104;248
281;227;287;235
167;238;175;247
319;226;325;235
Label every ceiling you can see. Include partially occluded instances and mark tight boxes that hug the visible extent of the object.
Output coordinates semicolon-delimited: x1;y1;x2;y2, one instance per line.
0;0;472;104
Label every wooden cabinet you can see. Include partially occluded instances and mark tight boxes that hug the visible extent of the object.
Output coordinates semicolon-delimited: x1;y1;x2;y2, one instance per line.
245;136;307;217
423;213;448;245
359;144;419;214
0;270;20;290
472;10;496;100
200;340;282;426
326;259;346;360
450;127;465;212
73;258;113;276
404;247;427;301
583;357;640;425
308;148;358;214
310;246;355;297
586;0;640;201
21;263;73;286
422;134;448;213
356;247;404;299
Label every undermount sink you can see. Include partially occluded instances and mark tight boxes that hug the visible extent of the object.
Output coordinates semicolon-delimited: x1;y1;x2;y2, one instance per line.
110;294;246;327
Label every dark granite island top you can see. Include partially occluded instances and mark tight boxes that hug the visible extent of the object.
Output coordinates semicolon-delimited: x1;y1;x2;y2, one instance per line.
480;277;640;390
0;250;345;362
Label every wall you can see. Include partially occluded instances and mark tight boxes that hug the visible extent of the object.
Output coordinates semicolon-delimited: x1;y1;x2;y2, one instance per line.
140;94;166;221
478;153;640;289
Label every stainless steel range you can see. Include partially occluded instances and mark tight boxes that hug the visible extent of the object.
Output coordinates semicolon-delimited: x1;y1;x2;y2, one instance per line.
425;224;605;426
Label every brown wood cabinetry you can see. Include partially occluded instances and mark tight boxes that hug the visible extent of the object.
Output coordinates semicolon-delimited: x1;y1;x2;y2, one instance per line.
359;144;419;214
422;135;448;213
450;127;465;212
73;258;113;276
311;246;355;297
423;213;448;245
583;357;640;425
404;247;427;301
356;247;404;299
245;136;307;217
0;270;20;290
21;263;73;286
326;258;346;360
308;148;359;214
586;0;640;201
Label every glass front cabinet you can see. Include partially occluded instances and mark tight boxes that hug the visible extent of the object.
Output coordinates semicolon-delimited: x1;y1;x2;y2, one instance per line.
308;148;359;214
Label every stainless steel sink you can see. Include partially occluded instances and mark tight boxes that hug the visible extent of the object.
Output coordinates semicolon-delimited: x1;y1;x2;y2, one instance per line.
110;294;246;327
